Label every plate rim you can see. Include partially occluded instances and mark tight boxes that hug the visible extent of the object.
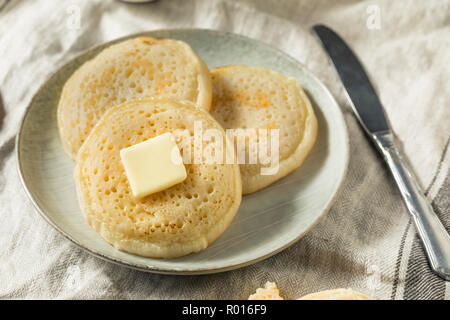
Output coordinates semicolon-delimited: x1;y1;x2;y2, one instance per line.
16;28;350;275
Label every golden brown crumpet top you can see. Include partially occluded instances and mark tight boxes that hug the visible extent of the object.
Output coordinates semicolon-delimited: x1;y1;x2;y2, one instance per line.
58;37;212;159
75;98;241;258
210;65;317;194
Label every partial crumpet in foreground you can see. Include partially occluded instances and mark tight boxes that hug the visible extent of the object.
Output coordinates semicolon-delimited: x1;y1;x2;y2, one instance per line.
58;37;212;159
248;283;373;300
75;98;241;258
210;66;318;194
298;288;373;300
248;282;284;300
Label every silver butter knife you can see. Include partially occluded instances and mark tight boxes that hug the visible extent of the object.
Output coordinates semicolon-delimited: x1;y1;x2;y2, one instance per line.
313;24;450;280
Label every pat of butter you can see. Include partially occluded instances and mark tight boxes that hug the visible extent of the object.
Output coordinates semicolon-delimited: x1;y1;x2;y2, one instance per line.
120;133;187;199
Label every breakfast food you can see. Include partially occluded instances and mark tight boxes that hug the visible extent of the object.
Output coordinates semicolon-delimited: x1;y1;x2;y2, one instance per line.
248;282;284;300
210;65;318;194
58;37;212;159
249;283;373;300
298;288;373;300
58;34;322;260
75;98;241;258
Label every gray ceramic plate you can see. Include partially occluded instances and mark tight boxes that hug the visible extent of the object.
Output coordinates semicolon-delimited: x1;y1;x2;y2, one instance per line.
17;29;349;274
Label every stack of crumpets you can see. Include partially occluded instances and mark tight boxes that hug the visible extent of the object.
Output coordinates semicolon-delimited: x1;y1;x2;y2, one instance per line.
58;36;317;258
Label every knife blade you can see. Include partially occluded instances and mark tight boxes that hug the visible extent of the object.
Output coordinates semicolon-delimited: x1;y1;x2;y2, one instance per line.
313;24;450;280
313;25;389;134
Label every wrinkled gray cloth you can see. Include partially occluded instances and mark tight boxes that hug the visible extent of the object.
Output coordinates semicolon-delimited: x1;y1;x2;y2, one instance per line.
0;0;448;299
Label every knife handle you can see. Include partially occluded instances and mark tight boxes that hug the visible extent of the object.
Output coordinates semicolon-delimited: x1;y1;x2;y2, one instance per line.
372;131;450;280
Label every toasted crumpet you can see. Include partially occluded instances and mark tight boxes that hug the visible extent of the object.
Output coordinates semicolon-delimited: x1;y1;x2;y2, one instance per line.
58;37;212;159
210;66;317;194
75;98;241;258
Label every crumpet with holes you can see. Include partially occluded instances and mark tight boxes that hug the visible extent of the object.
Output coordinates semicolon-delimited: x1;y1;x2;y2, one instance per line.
74;98;241;258
210;65;318;194
58;37;212;159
